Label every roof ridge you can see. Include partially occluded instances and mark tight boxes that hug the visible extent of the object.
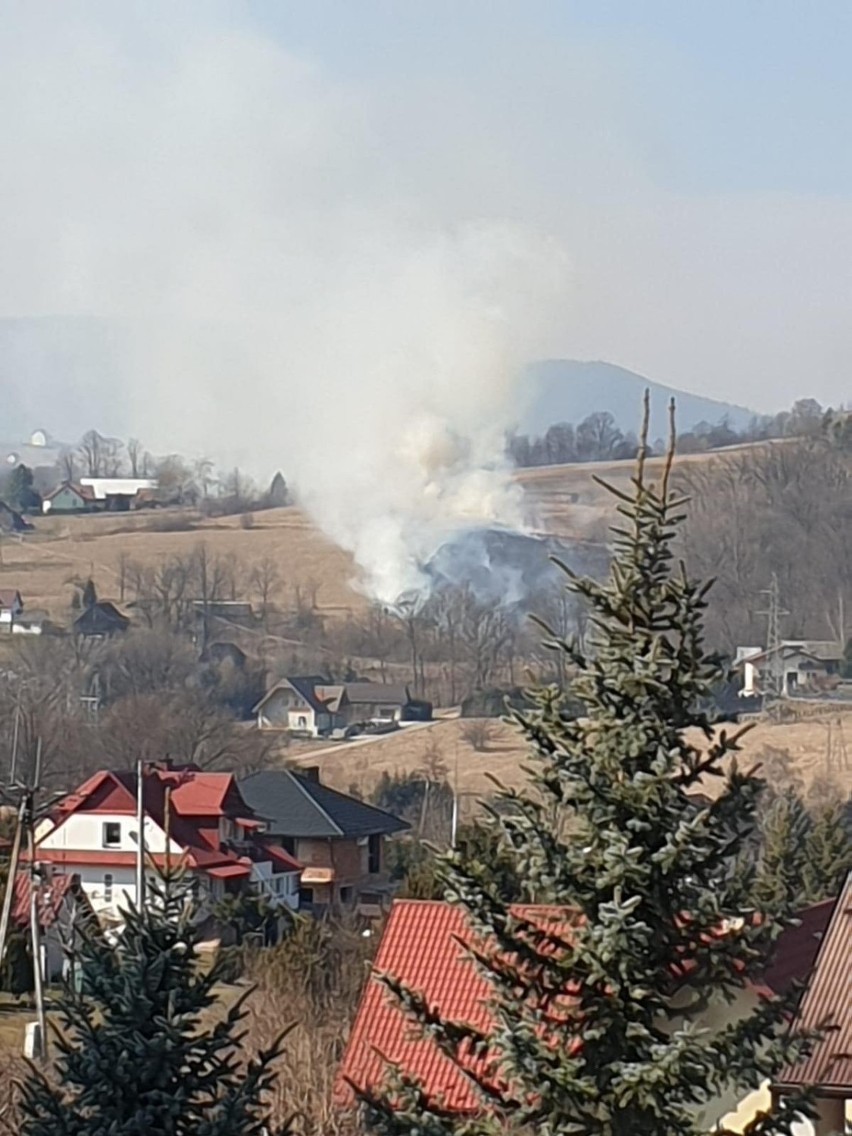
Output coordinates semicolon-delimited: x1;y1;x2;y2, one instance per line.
307;777;409;823
288;770;344;837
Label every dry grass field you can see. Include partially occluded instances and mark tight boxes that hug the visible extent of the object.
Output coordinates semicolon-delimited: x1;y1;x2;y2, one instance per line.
1;446;750;622
0;506;364;622
291;710;852;807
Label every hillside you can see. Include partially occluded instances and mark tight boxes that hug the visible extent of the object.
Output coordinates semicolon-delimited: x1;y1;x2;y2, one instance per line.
291;713;852;806
0;444;763;621
522;360;758;438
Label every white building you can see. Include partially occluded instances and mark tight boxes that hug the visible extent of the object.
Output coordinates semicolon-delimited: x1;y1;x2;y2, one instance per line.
0;589;24;631
34;766;301;927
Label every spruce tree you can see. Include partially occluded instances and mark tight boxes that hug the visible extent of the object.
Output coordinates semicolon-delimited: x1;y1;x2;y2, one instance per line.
801;801;852;904
752;789;813;915
19;869;293;1136
81;578;98;610
361;400;813;1136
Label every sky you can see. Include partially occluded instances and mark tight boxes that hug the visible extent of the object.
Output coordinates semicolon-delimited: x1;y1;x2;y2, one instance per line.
2;0;852;429
2;0;851;421
1;1;850;600
241;0;852;413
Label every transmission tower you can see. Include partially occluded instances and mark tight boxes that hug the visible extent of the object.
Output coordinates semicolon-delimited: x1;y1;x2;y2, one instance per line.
826;718;850;774
757;573;789;698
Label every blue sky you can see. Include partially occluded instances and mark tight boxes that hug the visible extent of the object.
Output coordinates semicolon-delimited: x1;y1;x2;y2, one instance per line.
251;0;852;197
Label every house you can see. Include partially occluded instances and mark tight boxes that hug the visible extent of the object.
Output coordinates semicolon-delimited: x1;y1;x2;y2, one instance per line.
337;899;834;1128
772;871;852;1135
736;640;844;698
41;482;95;514
73;601;130;638
239;768;408;914
0;589;24;630
253;677;429;736
79;478;159;511
33;764;302;928
253;677;346;736
340;682;423;726
10;870;95;981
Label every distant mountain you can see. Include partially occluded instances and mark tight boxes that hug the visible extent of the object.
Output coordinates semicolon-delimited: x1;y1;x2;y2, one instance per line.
522;360;758;440
1;316;758;449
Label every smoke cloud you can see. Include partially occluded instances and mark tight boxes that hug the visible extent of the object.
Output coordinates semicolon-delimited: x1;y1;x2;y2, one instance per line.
0;2;572;604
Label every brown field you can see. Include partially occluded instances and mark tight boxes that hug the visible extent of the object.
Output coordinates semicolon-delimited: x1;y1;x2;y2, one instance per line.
0;506;364;622
291;710;852;806
1;445;754;622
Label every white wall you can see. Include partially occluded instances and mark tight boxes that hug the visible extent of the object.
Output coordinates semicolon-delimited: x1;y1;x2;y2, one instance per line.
73;864;138;918
38;811;182;856
251;860;300;910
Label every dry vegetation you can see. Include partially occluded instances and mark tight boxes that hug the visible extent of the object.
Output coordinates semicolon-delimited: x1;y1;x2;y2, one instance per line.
0;446;747;622
289;712;852;807
0;506;364;622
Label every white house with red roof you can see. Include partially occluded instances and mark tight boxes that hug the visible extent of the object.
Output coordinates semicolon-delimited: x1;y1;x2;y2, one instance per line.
33;764;302;925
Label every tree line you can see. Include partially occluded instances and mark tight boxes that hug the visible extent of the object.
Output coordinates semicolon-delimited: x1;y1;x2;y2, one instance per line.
509;396;851;467
0;428;290;516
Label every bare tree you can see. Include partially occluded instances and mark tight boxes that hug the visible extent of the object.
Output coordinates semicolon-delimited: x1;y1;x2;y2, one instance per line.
126;437;143;478
250;556;282;630
77;429;106;477
59;449;76;482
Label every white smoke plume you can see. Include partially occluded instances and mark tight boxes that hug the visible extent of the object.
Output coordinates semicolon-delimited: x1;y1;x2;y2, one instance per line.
0;4;572;604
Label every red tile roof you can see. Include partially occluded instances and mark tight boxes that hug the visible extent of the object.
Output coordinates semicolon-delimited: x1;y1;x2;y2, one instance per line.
43;766;301;882
776;872;852;1093
339;897;831;1115
11;872;80;928
761;897;834;996
338;901;484;1111
337;900;576;1113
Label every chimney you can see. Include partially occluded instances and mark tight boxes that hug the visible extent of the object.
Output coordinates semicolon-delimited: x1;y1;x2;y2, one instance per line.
301;766;321;784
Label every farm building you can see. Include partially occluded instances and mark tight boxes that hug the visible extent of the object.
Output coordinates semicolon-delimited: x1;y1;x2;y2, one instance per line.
79;477;159;511
42;482;95;514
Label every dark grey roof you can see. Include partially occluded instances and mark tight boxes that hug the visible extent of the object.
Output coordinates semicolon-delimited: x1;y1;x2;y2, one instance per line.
239;770;409;840
73;601;130;636
344;682;410;706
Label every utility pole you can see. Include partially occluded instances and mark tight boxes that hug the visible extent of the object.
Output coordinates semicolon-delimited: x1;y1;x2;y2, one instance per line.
757;574;789;698
27;741;47;1062
135;758;146;912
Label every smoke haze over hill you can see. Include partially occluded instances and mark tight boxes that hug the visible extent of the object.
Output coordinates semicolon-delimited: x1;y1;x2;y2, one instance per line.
0;3;572;603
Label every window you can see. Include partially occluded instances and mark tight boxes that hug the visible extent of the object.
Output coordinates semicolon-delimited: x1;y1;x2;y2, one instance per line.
102;822;121;848
368;834;382;874
299;886;314;908
280;836;296;856
339;886;354;905
103;873;114;902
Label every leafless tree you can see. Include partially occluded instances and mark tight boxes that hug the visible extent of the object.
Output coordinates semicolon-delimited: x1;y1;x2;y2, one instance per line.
77;429;107;477
250;556;282;630
126;437;143;478
676;437;851;651
59;449;76;482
